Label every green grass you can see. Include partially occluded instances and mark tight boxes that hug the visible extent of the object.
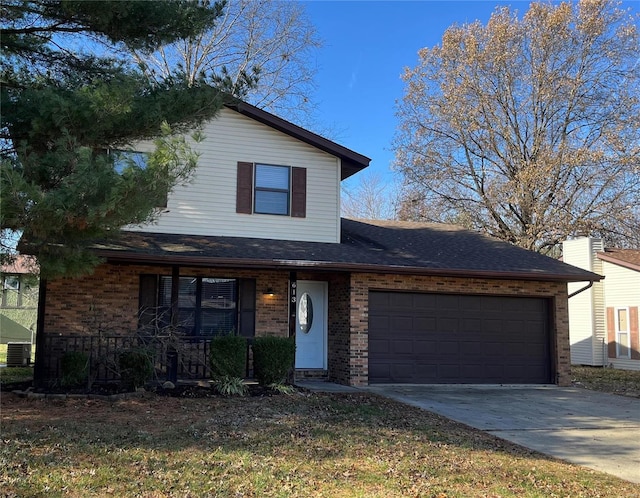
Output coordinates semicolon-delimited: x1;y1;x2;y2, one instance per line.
572;365;640;397
0;366;33;385
1;391;637;497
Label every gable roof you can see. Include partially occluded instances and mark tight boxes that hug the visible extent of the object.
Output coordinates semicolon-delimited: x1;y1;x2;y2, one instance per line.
225;101;370;180
597;248;640;272
92;219;601;282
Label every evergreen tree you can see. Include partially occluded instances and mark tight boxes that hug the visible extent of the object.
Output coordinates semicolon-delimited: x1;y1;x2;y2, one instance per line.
1;1;246;276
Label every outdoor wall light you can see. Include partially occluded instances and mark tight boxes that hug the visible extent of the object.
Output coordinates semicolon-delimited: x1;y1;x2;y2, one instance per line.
264;287;275;296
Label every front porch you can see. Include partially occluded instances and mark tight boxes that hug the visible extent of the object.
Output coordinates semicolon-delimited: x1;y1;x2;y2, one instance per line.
36;262;352;386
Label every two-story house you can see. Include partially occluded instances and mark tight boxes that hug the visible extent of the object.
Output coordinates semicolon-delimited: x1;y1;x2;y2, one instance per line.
564;237;640;371
33;101;600;386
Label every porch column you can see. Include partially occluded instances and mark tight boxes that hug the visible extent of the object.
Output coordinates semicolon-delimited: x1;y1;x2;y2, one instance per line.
170;266;180;328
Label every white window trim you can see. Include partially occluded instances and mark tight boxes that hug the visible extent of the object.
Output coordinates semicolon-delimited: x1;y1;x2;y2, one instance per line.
615;307;631;359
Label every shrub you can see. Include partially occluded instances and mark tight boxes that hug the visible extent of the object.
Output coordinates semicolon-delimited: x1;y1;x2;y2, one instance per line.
268;383;296;395
252;336;295;386
119;349;154;390
213;375;248;396
210;335;247;379
60;351;89;387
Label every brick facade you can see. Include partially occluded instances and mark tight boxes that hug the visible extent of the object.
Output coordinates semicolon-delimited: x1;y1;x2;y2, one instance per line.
44;264;292;338
41;263;571;387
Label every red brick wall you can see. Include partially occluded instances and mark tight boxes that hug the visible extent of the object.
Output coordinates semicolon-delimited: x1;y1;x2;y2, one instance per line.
44;264;291;338
44;264;153;335
347;273;570;387
43;264;571;387
326;273;351;384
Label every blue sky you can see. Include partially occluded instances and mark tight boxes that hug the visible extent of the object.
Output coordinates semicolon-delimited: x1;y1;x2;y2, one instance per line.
302;0;639;188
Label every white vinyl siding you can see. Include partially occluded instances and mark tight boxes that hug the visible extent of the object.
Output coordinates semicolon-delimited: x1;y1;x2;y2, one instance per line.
564;238;605;366
591;254;606;365
125;108;341;243
602;261;640;305
602;260;640;371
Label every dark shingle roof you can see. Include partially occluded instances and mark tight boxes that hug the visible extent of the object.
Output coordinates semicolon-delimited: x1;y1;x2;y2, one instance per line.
93;219;601;282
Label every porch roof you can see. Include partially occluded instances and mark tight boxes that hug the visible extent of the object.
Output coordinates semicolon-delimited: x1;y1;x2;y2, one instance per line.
93;218;601;282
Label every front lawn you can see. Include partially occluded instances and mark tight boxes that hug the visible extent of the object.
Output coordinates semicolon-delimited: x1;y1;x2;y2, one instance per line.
572;365;640;398
1;391;636;497
0;366;33;386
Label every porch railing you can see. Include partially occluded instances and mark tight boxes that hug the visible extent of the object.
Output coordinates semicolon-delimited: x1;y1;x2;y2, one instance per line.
39;334;254;385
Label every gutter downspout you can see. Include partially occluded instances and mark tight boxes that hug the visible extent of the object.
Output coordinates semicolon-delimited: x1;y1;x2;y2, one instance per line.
567;280;608;367
567;281;593;299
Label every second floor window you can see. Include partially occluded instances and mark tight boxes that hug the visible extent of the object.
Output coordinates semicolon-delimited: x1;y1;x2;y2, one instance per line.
112;150;149;173
254;164;290;215
236;161;306;218
110;149;167;208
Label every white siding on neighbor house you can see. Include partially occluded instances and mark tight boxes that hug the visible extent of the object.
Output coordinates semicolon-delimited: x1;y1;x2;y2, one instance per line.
564;238;605;366
591;254;606;365
125;108;342;243
602;260;640;305
602;260;640;371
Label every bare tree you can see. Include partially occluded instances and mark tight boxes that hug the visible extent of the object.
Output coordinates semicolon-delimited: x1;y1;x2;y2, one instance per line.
341;172;398;220
394;0;640;253
131;0;321;125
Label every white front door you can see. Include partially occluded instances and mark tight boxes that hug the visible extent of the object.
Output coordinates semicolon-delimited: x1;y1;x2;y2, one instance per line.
295;280;327;369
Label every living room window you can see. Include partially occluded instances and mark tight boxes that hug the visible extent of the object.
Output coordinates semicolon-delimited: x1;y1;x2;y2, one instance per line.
254;164;290;215
158;277;238;336
139;275;256;338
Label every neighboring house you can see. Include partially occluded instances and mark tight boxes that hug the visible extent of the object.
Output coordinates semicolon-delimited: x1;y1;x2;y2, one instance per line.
563;238;640;371
1;256;39;346
31;101;599;386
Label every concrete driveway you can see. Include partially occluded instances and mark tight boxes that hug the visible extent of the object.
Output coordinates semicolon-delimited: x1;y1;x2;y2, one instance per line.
365;385;640;484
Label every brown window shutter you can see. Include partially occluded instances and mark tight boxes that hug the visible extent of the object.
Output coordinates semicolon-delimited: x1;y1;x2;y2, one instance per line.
138;274;158;330
606;307;616;358
238;278;256;338
630;307;640;360
236;162;254;214
291;167;307;218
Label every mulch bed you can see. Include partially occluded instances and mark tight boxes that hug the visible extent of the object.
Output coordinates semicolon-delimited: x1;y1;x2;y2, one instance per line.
2;379;288;399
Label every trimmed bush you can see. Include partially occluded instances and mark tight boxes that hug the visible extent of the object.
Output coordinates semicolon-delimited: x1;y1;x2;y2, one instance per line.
60;351;89;387
209;335;247;379
119;349;154;390
252;336;295;386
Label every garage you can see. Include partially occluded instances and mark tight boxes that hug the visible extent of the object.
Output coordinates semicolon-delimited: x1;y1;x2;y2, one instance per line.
368;291;552;384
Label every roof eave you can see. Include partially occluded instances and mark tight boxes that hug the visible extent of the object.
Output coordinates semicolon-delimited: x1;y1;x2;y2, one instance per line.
96;250;601;283
225;101;370;180
597;251;640;272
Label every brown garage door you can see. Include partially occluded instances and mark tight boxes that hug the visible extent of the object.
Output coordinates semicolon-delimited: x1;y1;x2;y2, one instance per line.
369;292;552;384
